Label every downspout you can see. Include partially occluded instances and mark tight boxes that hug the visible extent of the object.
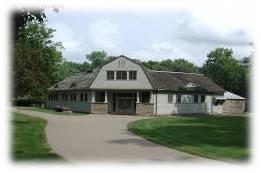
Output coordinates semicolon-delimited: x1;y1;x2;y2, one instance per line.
210;94;213;115
155;90;158;116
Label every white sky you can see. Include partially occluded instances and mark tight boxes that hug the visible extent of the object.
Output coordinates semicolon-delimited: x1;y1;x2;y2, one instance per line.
45;7;253;66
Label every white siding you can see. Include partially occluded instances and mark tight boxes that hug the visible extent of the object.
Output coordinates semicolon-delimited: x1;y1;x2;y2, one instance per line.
90;57;153;89
154;92;224;115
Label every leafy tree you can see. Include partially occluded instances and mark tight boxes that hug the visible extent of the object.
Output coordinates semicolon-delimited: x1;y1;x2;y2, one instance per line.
12;8;46;42
142;58;199;73
86;50;108;68
201;48;248;97
13;22;63;99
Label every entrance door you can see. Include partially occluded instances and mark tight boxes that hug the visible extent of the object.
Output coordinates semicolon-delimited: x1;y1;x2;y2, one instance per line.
118;97;134;115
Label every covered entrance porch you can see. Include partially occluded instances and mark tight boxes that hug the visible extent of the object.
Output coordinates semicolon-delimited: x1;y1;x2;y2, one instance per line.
91;90;154;115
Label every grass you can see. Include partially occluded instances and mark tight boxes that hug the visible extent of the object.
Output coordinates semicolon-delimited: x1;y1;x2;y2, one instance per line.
128;116;249;161
11;112;64;161
21;107;86;116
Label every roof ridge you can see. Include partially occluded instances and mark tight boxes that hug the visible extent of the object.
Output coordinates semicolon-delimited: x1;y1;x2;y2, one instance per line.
147;70;203;75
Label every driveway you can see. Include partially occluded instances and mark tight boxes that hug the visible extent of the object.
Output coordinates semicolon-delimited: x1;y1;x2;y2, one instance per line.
14;108;221;163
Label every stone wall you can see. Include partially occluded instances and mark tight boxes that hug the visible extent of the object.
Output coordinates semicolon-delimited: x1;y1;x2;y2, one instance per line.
136;103;153;116
223;99;245;115
91;102;108;114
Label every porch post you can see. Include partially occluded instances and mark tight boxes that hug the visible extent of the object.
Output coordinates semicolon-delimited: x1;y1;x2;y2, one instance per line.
104;90;108;103
150;91;153;103
136;91;140;103
92;90;95;102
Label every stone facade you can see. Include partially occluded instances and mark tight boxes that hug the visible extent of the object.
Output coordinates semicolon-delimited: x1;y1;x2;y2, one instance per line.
136;103;154;116
91;102;108;114
223;99;245;115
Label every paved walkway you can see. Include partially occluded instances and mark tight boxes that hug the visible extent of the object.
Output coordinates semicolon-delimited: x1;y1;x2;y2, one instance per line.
14;108;222;164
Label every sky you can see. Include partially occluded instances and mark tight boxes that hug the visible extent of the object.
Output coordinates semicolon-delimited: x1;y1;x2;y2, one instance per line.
46;8;253;66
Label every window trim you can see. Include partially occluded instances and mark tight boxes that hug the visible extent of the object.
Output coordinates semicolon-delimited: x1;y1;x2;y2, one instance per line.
176;94;181;103
84;93;88;102
95;91;105;102
201;95;206;103
168;93;173;103
140;92;150;103
129;70;137;80
194;95;199;103
116;71;127;80
107;71;115;80
80;93;84;102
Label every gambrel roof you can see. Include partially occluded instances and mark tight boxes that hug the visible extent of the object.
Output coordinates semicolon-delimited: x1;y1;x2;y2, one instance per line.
49;56;225;94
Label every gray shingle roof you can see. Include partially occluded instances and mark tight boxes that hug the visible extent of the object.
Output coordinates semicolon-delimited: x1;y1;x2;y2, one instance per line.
48;68;100;91
145;70;225;93
48;56;225;94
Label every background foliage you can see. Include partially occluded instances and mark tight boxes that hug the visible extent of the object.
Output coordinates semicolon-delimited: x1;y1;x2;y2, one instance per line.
12;8;251;102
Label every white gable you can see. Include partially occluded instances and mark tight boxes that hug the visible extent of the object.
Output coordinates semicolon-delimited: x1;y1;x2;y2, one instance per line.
90;57;153;89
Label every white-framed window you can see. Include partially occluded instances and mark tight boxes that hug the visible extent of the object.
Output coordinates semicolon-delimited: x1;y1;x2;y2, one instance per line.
107;71;114;80
84;93;88;102
129;71;137;80
140;92;150;103
168;93;173;103
95;91;105;102
176;94;181;103
80;93;84;102
116;71;127;80
201;95;206;103
194;95;198;103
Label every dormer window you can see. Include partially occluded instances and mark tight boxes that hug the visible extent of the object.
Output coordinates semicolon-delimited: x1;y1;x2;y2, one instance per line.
129;71;137;80
107;71;114;80
116;71;127;80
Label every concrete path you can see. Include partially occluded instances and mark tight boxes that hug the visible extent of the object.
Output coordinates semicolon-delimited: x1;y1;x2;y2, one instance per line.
14;108;222;164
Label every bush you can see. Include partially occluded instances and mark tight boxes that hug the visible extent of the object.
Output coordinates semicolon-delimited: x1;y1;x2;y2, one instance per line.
12;98;43;107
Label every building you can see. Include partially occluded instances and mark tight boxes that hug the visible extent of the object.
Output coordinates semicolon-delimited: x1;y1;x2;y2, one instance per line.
215;91;246;115
47;55;243;115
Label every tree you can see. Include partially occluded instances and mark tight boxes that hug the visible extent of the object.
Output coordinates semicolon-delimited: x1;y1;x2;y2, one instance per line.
12;8;46;42
86;50;108;68
142;58;199;73
13;22;63;99
201;48;248;97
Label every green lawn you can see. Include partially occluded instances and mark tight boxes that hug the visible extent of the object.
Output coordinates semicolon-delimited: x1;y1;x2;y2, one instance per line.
11;112;64;161
128;116;249;161
22;107;86;115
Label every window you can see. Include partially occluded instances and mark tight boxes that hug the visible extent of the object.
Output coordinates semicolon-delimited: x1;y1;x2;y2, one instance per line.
129;71;137;80
62;94;68;101
168;93;173;103
55;94;59;101
194;95;198;103
116;71;127;80
95;91;105;102
141;92;150;103
70;94;73;101
201;95;205;103
107;71;114;80
176;94;181;103
73;93;76;101
84;93;88;102
80;93;84;102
